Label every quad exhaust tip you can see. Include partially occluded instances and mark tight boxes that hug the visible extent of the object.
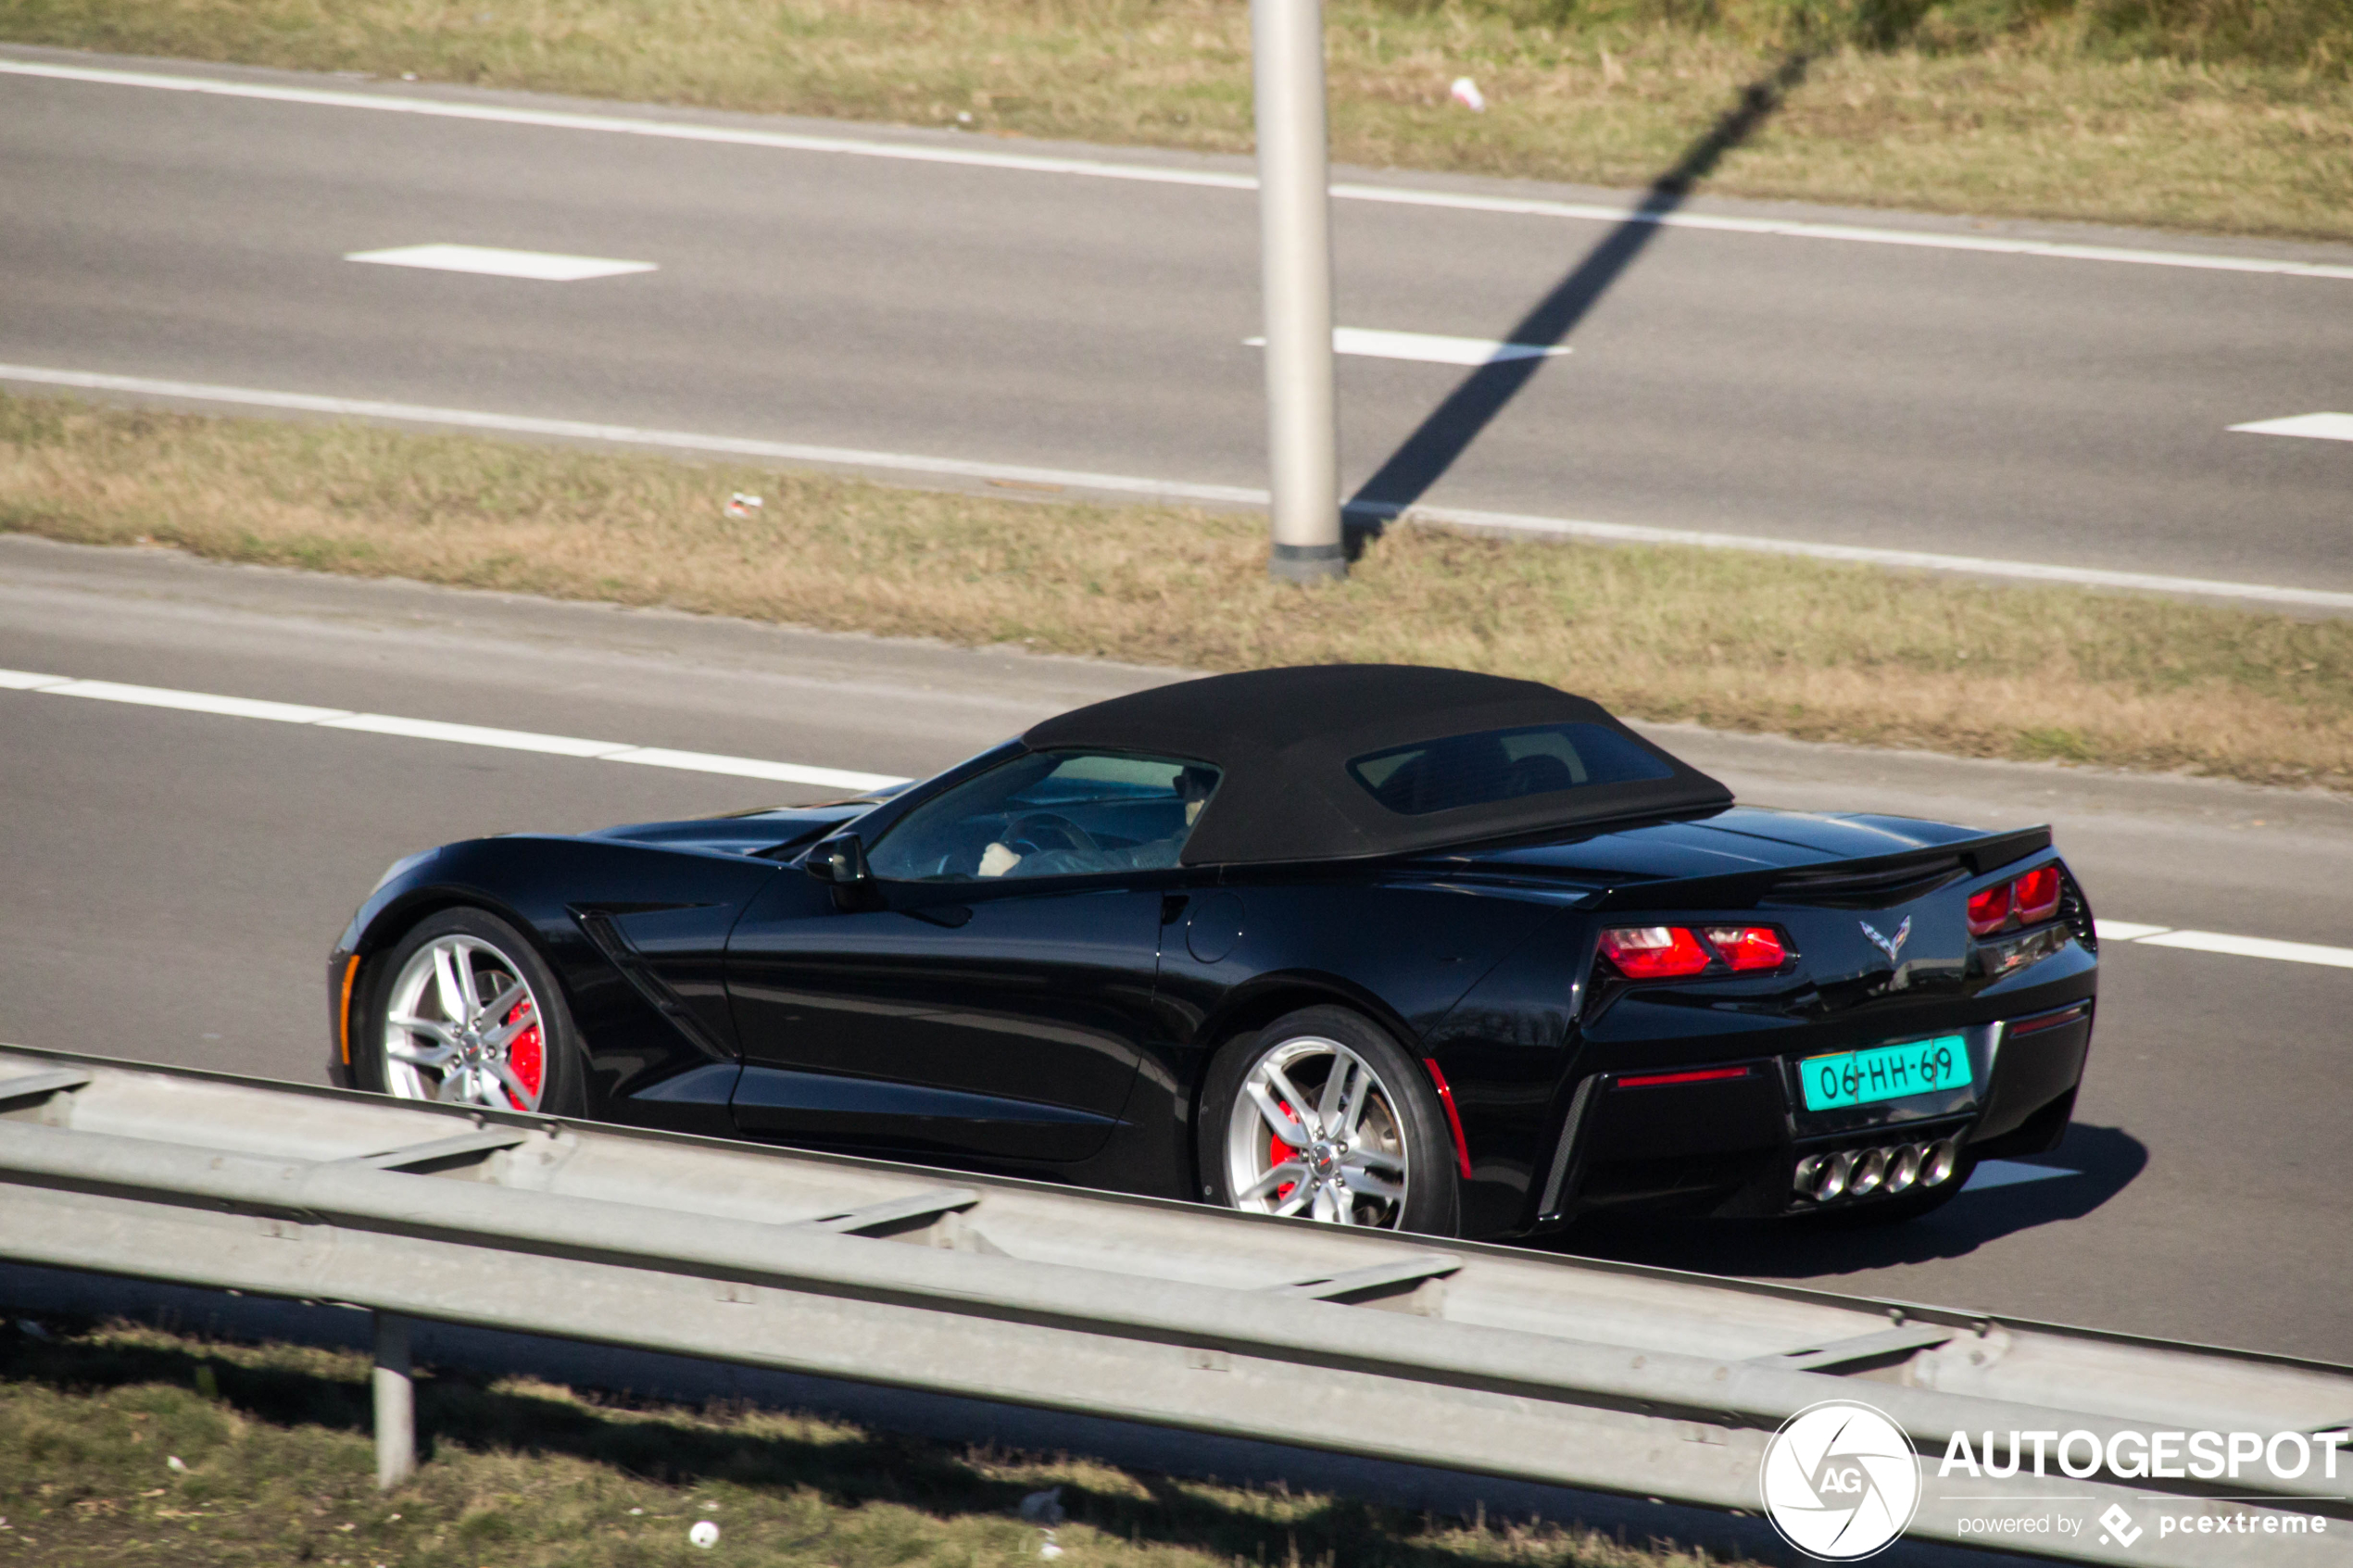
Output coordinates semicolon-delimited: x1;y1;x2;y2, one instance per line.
1793;1136;1961;1205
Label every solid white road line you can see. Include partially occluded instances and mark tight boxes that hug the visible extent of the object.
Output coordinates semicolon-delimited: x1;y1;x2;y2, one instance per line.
42;677;351;724
1384;501;2353;611
2133;929;2353;970
2096;920;2353;969
6;663;2352;973
0;364;1265;508
1245;328;1573;367
6;56;2352;283
2230;412;2353;443
1965;1160;2079;1192
345;243;658;281
316;712;630;756
10;363;2353;613
0;667;907;793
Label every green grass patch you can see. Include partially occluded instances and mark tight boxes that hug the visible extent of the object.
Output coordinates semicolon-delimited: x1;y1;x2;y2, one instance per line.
0;1315;1732;1567
5;389;2350;789
1;0;2347;239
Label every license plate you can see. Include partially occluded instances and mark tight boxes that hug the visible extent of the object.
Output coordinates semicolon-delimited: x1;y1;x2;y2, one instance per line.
1800;1035;1970;1111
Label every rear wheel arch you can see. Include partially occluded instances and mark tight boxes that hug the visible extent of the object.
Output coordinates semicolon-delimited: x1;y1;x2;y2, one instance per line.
1192;1000;1461;1236
1185;979;1423;1139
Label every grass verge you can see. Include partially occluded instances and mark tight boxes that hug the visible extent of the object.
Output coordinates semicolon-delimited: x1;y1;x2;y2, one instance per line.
0;1313;1729;1568
1;0;2348;241
4;390;2350;789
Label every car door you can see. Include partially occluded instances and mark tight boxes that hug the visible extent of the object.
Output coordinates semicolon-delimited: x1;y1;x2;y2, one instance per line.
723;750;1214;1165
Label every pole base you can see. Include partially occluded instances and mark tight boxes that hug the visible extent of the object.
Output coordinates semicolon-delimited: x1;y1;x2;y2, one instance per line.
1268;542;1347;583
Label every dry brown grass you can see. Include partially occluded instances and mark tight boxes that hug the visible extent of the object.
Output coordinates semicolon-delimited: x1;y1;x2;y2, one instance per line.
2;1315;1729;1567
6;390;2352;788
3;0;2349;239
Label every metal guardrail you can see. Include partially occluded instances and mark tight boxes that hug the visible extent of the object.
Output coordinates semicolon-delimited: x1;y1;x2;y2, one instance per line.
2;1045;2347;1565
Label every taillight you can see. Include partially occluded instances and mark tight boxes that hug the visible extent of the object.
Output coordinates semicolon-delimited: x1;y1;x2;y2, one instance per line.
1600;924;1793;979
2013;865;2061;924
1966;883;2011;936
1704;925;1788;972
1968;862;2065;937
1597;925;1711;979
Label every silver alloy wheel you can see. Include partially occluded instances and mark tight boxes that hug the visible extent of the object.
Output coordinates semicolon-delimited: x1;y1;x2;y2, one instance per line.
1223;1035;1409;1226
380;934;546;1111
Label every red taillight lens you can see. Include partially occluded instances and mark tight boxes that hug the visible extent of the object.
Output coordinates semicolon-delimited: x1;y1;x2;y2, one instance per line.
1703;925;1789;972
1598;925;1712;979
1966;882;2012;936
2012;864;2062;925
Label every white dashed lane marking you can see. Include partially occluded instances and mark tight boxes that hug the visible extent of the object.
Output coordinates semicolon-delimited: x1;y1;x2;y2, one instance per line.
345;243;659;282
2230;412;2353;443
1244;328;1574;367
8;666;2351;972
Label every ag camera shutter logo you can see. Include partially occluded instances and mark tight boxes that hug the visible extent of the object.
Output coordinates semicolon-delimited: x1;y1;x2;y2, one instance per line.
1760;1400;1923;1560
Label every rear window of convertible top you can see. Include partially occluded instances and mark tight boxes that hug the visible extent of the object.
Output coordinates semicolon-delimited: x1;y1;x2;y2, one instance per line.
1347;722;1673;816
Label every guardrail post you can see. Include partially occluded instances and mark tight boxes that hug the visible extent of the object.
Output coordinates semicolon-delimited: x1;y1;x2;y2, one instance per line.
371;1311;415;1490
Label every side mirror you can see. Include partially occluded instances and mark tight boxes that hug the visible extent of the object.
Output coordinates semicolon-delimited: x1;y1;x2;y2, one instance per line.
803;833;872;886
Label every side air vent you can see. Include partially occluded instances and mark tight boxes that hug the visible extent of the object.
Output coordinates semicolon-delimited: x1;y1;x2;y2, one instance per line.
1766;858;1966;910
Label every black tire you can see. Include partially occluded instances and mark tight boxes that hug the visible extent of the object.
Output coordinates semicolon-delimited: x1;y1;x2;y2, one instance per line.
356;907;586;1118
1818;1153;1978;1227
1197;1005;1461;1236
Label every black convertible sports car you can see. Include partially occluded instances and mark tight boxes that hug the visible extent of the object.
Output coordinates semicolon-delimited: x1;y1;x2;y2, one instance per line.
326;665;2095;1237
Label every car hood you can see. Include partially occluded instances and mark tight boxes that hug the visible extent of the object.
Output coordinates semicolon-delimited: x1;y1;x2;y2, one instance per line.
583;802;876;859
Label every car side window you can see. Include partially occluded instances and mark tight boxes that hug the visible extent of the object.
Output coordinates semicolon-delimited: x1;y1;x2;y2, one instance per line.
866;752;1222;883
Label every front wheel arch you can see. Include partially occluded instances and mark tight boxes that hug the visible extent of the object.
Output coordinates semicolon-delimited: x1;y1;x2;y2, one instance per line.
354;904;587;1118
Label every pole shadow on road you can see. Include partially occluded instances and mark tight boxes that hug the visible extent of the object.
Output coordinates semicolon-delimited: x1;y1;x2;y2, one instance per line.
1340;51;1812;554
1551;1123;2149;1279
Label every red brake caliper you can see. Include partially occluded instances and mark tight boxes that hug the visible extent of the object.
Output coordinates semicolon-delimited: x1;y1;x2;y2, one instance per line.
505;999;543;1108
1268;1099;1301;1201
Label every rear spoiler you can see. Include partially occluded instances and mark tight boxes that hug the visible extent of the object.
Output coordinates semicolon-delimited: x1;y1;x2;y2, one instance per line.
1585;825;2053;913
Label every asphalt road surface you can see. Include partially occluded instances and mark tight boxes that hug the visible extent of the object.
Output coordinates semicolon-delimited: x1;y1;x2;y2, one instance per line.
3;45;2351;593
3;534;2347;1363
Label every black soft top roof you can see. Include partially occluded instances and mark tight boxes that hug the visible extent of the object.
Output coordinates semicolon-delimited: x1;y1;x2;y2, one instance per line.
1021;664;1731;865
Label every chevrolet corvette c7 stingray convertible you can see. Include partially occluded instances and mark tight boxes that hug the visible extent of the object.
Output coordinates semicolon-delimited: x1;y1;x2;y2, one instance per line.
327;664;2096;1237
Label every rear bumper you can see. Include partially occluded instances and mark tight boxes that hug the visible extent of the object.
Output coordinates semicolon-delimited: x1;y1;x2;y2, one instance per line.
1532;997;2095;1225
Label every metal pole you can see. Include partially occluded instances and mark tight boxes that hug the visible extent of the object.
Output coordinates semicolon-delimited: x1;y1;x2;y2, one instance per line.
1251;0;1344;583
372;1311;415;1490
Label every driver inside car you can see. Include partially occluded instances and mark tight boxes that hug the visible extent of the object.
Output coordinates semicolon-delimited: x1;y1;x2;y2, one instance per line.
978;765;1218;879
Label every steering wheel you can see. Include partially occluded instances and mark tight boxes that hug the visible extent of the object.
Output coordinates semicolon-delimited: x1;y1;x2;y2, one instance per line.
1002;812;1099;857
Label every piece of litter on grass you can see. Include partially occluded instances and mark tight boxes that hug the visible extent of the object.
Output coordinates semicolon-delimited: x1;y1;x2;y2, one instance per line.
1019;1487;1065;1526
1040;1537;1064;1560
1449;76;1486;111
724;492;763;519
167;1456;188;1472
628;1508;644;1515
690;1519;721;1548
957;110;975;125
15;1319;50;1340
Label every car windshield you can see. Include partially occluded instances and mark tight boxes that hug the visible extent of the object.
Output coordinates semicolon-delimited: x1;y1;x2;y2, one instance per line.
1347;722;1672;816
868;751;1221;882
